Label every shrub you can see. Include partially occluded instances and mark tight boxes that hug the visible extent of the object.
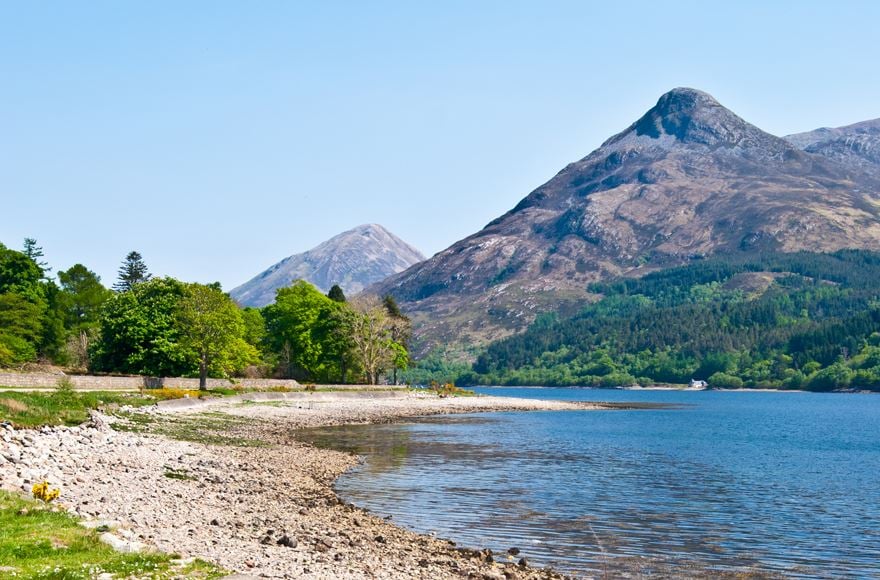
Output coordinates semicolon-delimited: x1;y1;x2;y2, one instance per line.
147;388;201;400
31;481;60;503
707;372;744;389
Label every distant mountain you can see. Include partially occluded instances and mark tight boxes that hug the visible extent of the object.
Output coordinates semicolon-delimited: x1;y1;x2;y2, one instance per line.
231;224;425;307
372;88;880;351
786;118;880;177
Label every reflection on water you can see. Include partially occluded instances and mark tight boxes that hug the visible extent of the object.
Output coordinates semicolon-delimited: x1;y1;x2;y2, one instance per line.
294;391;880;578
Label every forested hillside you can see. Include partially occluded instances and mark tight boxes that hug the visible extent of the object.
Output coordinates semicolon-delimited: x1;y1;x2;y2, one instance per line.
463;251;880;391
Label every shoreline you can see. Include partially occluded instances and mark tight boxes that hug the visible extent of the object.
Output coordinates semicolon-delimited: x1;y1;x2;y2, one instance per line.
1;392;615;579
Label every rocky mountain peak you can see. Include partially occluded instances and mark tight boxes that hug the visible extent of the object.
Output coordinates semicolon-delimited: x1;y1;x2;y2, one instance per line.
231;224;425;307
373;88;880;353
604;87;778;152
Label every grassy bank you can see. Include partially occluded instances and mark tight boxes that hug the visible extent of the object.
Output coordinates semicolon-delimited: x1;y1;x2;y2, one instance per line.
0;389;163;428
0;491;224;579
0;383;411;429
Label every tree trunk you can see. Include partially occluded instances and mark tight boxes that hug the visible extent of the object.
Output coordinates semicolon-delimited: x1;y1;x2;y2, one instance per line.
199;355;208;390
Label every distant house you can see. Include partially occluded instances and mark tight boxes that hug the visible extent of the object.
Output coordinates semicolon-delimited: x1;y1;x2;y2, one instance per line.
689;379;708;389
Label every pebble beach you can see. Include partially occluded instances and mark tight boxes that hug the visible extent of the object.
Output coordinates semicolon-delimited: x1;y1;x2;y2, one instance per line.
1;391;605;579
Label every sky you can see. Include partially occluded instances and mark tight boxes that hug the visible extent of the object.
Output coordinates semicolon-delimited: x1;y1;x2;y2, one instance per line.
2;1;880;291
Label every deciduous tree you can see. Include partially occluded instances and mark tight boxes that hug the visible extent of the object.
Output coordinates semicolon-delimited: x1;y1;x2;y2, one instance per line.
349;296;396;385
57;264;112;333
176;283;246;389
91;277;190;376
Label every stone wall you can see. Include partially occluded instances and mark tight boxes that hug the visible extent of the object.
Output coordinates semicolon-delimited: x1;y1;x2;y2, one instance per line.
0;372;303;391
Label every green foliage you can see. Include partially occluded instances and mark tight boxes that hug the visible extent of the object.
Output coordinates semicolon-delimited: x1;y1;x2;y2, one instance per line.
327;284;346;302
22;237;50;274
176;283;253;388
260;282;410;384
91;277;192;376
0;293;43;364
264;281;338;379
707;372;744;389
0;244;48;366
0;242;45;302
0;490;225;578
241;307;266;347
39;281;68;363
0;390;158;428
57;264;112;333
470;251;880;391
113;250;151;292
403;347;482;386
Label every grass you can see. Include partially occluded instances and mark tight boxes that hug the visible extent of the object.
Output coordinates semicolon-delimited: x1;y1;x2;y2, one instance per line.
0;491;225;579
0;390;159;429
426;383;477;397
162;466;195;481
113;411;268;447
0;386;267;429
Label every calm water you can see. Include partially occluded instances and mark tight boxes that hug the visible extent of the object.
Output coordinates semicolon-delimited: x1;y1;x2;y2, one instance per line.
295;389;880;578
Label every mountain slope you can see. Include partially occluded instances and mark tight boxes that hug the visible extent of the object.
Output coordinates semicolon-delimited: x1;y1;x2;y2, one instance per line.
373;88;880;351
231;224;425;307
786;118;880;177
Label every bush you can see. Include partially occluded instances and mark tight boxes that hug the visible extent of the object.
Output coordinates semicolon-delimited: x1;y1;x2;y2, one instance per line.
707;372;744;389
147;388;202;400
807;363;853;391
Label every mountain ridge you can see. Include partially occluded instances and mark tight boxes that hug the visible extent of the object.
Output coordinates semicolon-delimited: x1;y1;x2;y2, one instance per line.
786;118;880;177
371;88;880;353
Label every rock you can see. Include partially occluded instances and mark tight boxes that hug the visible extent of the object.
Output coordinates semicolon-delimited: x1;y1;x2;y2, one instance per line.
507;547;520;556
277;534;297;548
374;535;386;544
99;532;148;553
2;444;20;463
210;518;220;526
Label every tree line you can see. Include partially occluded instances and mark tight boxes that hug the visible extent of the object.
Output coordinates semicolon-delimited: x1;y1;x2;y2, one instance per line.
462;250;880;391
0;241;410;388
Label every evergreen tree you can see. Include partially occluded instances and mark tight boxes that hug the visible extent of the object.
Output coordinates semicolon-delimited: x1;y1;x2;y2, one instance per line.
114;251;151;292
327;284;346;302
57;264;112;332
22;238;50;274
383;294;402;318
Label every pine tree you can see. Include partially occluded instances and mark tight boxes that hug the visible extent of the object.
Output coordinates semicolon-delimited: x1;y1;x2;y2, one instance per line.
22;238;50;274
327;284;346;302
114;251;151;292
383;294;402;318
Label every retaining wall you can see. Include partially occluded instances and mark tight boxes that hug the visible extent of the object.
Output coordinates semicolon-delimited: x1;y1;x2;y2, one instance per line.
0;372;303;391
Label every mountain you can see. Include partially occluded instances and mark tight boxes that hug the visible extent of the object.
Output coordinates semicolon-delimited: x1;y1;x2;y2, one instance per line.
786;118;880;177
231;224;425;307
372;88;880;351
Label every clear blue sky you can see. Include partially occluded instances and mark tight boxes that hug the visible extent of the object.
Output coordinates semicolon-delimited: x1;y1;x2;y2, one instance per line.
2;1;879;291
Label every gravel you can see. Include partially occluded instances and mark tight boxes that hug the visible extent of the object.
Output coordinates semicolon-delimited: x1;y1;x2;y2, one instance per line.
0;393;590;579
